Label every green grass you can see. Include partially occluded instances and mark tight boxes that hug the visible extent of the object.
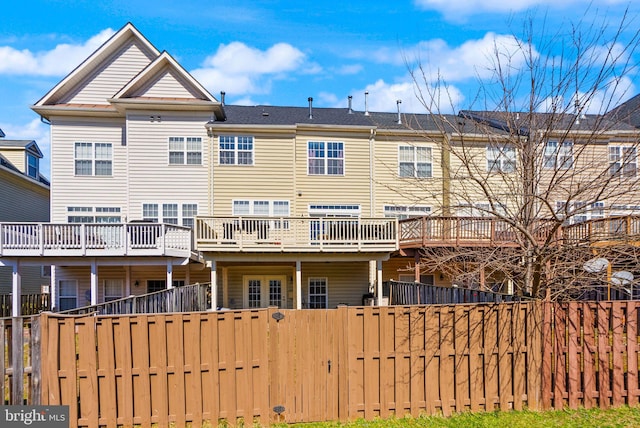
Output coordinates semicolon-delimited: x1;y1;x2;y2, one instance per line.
208;406;640;428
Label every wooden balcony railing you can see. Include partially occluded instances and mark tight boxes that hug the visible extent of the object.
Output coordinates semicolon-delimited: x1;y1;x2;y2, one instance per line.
0;293;50;318
399;215;640;249
196;216;398;252
0;223;193;257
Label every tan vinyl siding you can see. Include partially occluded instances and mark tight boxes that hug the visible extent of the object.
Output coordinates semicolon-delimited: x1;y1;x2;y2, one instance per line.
301;262;370;308
135;68;202;99
0;150;25;173
61;38;155;105
49;117;127;222
294;132;372;216
212;132;296;215
373;135;444;216
0;168;49;222
0;266;49;295
126;112;211;220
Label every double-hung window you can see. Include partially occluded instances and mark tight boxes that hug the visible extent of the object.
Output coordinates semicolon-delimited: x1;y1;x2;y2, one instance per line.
169;137;202;165
609;146;637;178
486;145;516;173
308;141;344;175
308;278;328;309
75;142;112;176
219;135;254;165
384;205;431;220
399;145;432;178
232;200;290;216
142;203;198;227
67;206;121;223
543;141;573;169
27;153;39;179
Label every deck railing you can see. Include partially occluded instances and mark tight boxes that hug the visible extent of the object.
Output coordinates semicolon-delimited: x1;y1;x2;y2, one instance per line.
196;216;398;252
561;215;640;244
58;282;211;315
0;222;192;257
0;293;50;318
387;280;526;305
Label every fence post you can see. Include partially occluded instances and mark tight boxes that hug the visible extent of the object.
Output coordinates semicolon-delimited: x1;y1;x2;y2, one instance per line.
11;316;24;404
31;316;41;405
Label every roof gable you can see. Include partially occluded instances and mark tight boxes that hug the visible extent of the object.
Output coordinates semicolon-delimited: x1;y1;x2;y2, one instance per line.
33;23;160;108
112;51;218;103
0;140;43;157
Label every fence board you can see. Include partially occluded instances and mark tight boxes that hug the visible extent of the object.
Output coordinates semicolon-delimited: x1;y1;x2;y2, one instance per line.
627;303;639;406
96;318;117;428
597;302;611;408
131;316;152;428
582;303;596;408
77;317;98;428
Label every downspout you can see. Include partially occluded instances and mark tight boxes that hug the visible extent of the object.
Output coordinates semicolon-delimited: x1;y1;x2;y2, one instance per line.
369;128;376;216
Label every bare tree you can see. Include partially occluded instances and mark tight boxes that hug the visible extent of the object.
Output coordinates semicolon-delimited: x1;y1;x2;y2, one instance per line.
392;8;640;299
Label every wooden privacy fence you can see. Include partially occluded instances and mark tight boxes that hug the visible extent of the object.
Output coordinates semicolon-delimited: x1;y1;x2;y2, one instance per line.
4;301;640;426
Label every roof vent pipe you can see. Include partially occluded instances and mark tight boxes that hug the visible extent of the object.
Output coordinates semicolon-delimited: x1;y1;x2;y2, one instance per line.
220;91;226;106
308;97;313;120
396;99;402;125
364;91;370;116
348;95;353;114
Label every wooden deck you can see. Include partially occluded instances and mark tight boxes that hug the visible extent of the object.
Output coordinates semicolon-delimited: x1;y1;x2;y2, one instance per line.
399;215;640;249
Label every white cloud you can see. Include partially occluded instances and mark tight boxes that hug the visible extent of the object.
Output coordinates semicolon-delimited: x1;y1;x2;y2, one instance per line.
346;79;464;114
0;29;115;76
191;42;307;96
413;0;629;19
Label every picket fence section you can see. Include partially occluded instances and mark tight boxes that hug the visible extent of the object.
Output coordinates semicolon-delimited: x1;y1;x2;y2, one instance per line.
4;301;640;426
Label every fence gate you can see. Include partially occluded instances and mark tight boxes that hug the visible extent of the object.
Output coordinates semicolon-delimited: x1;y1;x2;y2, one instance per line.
268;308;345;423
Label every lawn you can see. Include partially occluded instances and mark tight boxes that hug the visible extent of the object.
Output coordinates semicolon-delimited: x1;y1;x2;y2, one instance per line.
263;407;640;428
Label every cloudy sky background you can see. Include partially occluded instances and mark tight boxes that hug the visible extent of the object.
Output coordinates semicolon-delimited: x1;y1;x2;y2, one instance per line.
1;0;639;178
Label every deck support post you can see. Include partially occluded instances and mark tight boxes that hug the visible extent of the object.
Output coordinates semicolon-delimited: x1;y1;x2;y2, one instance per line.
376;260;384;306
295;261;302;309
90;259;97;306
167;260;173;289
209;260;217;310
12;260;21;317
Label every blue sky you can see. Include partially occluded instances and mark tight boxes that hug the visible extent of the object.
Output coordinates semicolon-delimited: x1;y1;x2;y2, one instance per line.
1;1;639;178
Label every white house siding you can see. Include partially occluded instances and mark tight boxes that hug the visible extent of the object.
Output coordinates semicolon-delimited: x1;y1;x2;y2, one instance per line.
61;38;156;105
49;118;127;223
0;168;49;222
135;68;203;100
294;131;373;216
126;112;211;220
211;131;296;215
0;150;26;174
373;134;444;216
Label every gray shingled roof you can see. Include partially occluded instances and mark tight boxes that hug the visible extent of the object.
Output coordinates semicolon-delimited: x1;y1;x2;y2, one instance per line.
606;94;640;128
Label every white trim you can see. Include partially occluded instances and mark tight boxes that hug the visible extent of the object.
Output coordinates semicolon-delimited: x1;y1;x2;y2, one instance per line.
243;275;287;308
308;277;328;309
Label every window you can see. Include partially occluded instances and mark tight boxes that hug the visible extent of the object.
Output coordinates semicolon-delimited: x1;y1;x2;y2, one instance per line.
308;278;328;309
456;202;505;217
103;279;123;302
609;146;637;178
169;137;202;165
58;280;77;311
27;153;38;179
556;201;604;224
219;135;254;165
543;141;573;169
486;145;516;173
384;205;431;219
308;204;360;217
399;145;432;178
308;141;344;175
142;203;198;227
75;142;112;176
67;206;121;223
232;200;290;216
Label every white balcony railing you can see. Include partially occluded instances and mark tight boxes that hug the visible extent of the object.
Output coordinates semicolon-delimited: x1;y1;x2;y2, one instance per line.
0;223;192;257
195;216;398;252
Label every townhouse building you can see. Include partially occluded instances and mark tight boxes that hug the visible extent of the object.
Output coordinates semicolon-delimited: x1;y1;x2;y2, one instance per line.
2;22;640;311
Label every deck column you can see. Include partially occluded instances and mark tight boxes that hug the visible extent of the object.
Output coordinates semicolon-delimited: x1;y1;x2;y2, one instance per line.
90;260;98;306
12;260;21;317
376;260;384;306
295;261;302;309
167;260;173;289
51;265;57;311
209;260;217;310
222;267;229;308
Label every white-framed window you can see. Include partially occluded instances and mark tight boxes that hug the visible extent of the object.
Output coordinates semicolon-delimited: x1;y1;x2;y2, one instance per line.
456;202;506;217
74;142;112;176
486;145;516;173
308;141;344;175
308;204;360;217
232;200;290;216
219;135;254;165
169;137;202;165
103;279;123;302
399;145;432;178
543;140;573;170
27;153;39;179
142;202;198;227
67;206;122;223
308;277;328;309
609;146;637;178
556;201;604;224
58;280;78;311
244;276;286;308
384;205;431;219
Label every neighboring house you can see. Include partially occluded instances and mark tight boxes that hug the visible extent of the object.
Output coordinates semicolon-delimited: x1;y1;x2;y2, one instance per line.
2;22;640;311
0;135;51;297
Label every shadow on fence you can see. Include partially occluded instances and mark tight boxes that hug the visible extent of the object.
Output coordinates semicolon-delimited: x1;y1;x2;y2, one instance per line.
58;282;211;315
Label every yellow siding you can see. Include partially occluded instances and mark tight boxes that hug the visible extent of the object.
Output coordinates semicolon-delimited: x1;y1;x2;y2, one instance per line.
0;150;25;173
